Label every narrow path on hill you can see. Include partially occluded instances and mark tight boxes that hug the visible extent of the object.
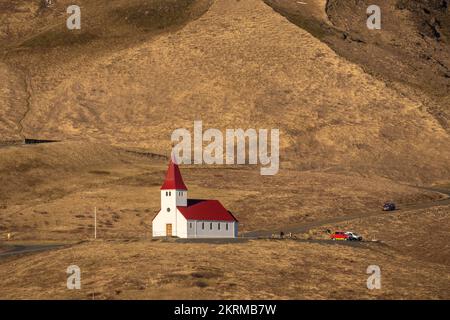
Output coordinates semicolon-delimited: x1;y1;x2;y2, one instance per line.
242;187;450;238
0;243;68;260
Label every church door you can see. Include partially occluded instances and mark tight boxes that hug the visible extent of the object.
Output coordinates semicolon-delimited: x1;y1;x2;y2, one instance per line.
166;223;172;237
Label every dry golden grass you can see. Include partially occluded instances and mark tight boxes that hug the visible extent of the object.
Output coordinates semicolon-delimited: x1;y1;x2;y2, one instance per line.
265;0;450;130
0;238;449;300
0;0;212;141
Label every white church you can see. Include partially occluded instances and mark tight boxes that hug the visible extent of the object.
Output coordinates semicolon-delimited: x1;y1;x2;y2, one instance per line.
152;157;238;238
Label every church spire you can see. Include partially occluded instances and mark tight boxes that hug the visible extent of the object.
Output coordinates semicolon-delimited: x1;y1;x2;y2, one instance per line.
160;154;188;190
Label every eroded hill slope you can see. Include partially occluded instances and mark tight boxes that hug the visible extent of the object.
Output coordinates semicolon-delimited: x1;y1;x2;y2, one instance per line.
265;0;450;129
0;0;449;184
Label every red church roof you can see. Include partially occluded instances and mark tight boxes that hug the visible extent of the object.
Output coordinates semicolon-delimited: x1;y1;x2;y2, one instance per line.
177;199;238;222
161;157;188;190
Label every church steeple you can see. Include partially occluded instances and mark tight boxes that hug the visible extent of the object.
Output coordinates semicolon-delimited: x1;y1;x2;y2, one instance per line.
161;155;188;191
160;155;188;209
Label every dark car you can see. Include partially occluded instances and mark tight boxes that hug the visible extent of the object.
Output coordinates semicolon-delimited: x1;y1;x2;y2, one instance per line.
383;202;396;211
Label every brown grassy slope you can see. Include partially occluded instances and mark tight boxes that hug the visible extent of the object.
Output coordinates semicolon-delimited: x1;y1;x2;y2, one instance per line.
0;0;213;141
0;0;448;185
0;141;142;204
265;0;450;129
0;61;28;141
0;238;449;299
0;0;213;49
0;142;443;240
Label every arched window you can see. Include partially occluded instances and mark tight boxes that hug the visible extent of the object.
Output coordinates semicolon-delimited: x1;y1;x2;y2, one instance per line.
218;223;220;230
226;223;229;231
210;223;212;230
202;222;204;230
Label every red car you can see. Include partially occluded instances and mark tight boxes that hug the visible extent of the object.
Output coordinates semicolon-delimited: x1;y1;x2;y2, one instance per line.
330;231;348;241
330;231;363;241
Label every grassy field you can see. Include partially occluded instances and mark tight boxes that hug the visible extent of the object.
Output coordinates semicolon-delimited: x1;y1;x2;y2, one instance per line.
0;235;449;299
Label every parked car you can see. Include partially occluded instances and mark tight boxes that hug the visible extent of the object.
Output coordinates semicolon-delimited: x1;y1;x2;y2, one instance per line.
383;202;396;211
330;231;363;241
345;232;363;241
330;231;349;241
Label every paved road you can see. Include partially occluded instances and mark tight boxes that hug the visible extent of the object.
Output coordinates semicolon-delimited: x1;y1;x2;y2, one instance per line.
0;244;68;260
243;187;450;238
173;236;383;248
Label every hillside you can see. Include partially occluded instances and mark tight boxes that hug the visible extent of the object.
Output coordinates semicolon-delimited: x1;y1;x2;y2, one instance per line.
265;0;450;129
0;0;448;185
